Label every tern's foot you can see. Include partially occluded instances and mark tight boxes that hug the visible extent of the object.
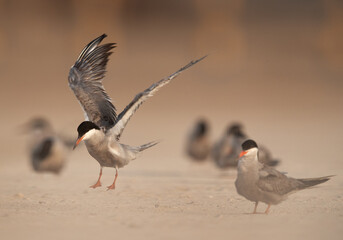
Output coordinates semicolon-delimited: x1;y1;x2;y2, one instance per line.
90;182;102;188
106;184;115;191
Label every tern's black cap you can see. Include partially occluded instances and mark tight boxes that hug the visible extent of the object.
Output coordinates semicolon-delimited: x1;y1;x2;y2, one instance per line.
27;117;51;130
77;121;100;137
227;123;246;137
242;139;258;151
196;120;208;136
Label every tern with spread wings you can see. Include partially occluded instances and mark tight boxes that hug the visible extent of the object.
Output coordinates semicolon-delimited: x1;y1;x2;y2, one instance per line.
68;34;206;190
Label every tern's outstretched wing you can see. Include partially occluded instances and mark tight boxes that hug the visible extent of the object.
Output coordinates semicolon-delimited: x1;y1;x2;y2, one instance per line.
68;34;117;130
110;55;207;140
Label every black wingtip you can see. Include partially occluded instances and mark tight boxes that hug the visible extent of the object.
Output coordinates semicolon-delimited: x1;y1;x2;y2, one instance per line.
75;34;110;64
196;54;208;63
88;34;107;46
178;54;208;73
190;54;208;66
99;33;107;40
90;34;107;46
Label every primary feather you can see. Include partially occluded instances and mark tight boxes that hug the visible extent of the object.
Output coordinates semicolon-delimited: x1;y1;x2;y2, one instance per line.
69;34;207;138
68;34;117;130
111;55;208;140
257;165;333;195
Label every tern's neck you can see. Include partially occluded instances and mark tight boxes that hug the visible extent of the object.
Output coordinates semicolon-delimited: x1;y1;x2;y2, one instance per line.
238;148;260;174
83;129;105;145
242;148;259;162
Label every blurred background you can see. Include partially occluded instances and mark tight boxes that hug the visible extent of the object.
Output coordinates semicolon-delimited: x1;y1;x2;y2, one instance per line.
0;0;342;175
1;1;343;239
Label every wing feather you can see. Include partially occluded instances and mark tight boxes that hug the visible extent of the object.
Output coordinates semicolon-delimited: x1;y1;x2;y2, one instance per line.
68;34;117;130
257;166;303;195
111;55;207;140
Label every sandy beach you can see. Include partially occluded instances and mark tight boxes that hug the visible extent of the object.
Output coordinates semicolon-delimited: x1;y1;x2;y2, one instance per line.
1;148;342;240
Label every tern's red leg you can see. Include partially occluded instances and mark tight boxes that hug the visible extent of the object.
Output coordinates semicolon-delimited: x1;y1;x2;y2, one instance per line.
107;167;118;190
264;204;271;214
90;167;102;188
252;202;259;214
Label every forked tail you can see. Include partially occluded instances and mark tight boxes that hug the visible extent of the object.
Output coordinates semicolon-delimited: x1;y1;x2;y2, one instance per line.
137;141;160;152
297;175;334;189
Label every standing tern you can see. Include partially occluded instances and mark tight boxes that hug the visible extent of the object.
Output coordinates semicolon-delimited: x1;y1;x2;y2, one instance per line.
185;118;211;161
68;34;206;190
235;139;333;214
23;117;73;174
212;123;279;169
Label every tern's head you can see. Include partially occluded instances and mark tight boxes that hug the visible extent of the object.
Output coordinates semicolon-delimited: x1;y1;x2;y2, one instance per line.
195;119;208;136
22;117;53;135
73;121;100;149
227;123;245;138
239;139;258;158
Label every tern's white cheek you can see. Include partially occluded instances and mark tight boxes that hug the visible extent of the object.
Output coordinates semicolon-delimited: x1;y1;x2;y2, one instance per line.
245;148;259;158
83;129;97;140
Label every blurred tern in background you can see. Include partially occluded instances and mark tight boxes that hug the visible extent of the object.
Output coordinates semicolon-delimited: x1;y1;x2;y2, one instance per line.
212;123;279;169
22;117;73;174
235;139;333;214
185;118;211;161
69;34;206;190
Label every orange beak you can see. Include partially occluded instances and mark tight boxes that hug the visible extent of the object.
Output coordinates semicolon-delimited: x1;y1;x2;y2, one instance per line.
73;135;85;150
239;151;248;158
